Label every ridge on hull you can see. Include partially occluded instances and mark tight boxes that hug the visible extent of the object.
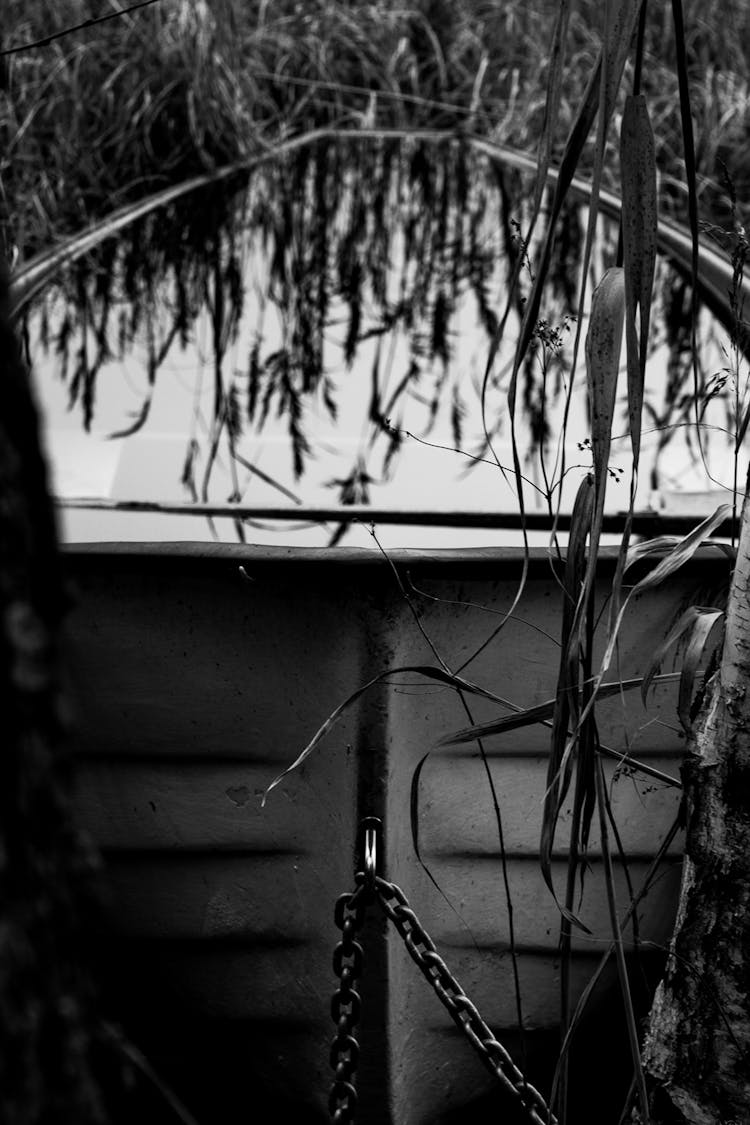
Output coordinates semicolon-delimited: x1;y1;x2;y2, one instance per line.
65;543;698;1123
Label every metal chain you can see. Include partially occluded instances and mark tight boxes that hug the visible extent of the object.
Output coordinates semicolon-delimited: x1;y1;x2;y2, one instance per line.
374;874;558;1125
328;818;556;1125
329;881;369;1124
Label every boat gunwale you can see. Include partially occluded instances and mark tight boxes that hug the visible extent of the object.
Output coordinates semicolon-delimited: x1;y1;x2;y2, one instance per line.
62;540;730;574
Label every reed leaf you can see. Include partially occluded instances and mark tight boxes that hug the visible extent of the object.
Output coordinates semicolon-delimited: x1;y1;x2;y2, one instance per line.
438;672;687;748
552;811;684;1116
586;266;626;559
502;0;643;392
569;505;733;751
571;266;626;783
548;513;729;921
532;0;571;214
541;270;625;868
563;476;595;647
620;93;657;470
541;477;594;910
671;0;701;427
550;0;643;541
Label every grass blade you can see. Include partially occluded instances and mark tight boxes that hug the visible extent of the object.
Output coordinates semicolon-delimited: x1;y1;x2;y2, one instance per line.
409;748;484;950
262;662;518;804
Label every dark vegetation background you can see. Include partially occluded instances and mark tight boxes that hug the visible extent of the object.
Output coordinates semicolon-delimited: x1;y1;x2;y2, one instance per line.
1;3;750;1123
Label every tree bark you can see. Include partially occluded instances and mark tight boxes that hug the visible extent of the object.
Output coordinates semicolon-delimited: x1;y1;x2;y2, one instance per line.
638;488;750;1124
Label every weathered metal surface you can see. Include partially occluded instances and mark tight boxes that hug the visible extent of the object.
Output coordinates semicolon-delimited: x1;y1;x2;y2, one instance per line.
65;543;719;1123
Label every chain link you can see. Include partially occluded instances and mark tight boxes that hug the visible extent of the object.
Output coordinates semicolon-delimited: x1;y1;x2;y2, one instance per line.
373;875;557;1125
329;882;369;1123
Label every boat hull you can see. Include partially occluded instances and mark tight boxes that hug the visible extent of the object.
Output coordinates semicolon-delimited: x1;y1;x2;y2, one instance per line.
65;543;707;1122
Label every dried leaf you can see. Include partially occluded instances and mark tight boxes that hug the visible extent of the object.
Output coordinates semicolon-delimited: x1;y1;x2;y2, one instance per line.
641;605;713;707
625;524;734;575
581;505;733;733
678;609;724;731
631;505;732;593
624;535;684;570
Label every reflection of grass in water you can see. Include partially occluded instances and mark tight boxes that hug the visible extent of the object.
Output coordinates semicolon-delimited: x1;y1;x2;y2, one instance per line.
5;0;749;500
22;136;589;497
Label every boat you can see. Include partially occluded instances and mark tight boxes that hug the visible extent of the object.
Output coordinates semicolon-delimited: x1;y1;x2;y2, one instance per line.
66;541;712;1123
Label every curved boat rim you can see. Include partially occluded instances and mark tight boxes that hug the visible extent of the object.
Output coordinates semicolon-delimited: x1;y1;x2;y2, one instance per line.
63;539;728;568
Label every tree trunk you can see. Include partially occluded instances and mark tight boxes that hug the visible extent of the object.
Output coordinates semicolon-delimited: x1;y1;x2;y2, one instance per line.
0;259;114;1123
637;488;750;1123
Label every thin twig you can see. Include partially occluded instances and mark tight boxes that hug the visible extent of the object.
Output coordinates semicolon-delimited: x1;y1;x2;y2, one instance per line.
1;0;166;56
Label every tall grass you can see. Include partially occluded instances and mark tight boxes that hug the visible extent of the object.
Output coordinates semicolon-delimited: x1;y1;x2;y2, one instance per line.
3;0;748;261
